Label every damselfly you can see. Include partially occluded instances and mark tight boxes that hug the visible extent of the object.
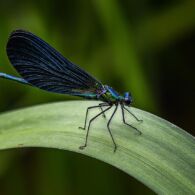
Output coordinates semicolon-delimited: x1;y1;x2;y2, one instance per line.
0;30;142;152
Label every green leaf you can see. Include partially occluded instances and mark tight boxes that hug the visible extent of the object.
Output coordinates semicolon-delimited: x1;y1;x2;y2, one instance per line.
0;101;194;194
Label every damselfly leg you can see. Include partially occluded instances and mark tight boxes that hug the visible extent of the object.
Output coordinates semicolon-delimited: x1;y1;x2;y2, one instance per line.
79;103;109;130
99;104;106;118
123;106;143;122
80;103;119;152
79;105;112;150
121;104;142;135
107;104;118;152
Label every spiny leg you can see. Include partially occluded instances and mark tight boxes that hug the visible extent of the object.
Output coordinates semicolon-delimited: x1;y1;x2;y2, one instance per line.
79;103;109;130
123;106;143;122
107;104;118;152
121;104;142;135
79;105;112;150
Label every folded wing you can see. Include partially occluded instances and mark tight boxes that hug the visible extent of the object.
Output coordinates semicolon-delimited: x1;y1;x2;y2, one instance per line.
6;30;103;97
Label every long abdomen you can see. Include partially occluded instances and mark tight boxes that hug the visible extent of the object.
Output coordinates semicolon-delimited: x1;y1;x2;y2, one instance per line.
0;72;29;85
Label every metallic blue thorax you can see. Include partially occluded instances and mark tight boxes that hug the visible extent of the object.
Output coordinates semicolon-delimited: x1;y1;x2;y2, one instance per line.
100;85;123;103
106;86;120;98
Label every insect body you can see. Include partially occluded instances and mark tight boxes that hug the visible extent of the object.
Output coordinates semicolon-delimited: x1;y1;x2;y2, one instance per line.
0;30;142;152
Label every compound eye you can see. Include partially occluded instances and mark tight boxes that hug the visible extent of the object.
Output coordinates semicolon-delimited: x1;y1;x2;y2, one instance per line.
123;92;132;105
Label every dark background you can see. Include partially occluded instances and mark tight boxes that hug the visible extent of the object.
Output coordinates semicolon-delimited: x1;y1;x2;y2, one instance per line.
0;0;194;194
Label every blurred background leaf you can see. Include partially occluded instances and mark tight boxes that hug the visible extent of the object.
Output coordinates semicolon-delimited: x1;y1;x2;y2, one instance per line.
0;0;194;194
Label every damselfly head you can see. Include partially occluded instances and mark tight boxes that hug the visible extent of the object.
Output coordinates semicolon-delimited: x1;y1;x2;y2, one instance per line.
123;92;133;106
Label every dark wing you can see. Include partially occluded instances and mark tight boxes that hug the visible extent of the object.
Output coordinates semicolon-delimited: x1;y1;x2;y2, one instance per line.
6;29;103;97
